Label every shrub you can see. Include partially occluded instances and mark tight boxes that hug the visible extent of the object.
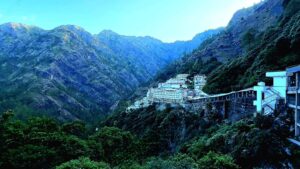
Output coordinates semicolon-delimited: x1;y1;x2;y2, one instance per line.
197;151;239;169
55;157;110;169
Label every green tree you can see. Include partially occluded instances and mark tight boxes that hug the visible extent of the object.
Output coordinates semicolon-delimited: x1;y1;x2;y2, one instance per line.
197;151;239;169
55;157;110;169
62;121;87;138
90;127;141;164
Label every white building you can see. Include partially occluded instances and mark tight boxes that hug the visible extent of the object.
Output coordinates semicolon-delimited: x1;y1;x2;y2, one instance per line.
194;75;206;90
158;74;190;89
253;71;287;115
253;65;300;139
127;96;152;111
194;75;208;97
176;74;189;80
127;74;208;110
148;88;187;103
158;82;187;89
286;65;300;137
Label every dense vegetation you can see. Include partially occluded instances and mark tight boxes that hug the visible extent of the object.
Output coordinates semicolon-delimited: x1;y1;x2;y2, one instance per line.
1;104;299;169
153;0;300;94
1;0;300;168
0;22;219;123
203;0;300;93
153;0;284;85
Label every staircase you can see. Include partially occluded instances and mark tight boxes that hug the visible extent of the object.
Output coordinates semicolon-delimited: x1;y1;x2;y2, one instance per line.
262;87;281;115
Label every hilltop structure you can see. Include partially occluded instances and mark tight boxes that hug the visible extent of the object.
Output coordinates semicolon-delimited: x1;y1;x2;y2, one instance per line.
127;74;207;110
127;65;300;141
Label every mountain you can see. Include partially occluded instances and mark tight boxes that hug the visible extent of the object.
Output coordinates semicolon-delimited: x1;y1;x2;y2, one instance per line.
151;0;300;95
154;0;284;82
203;0;300;93
97;28;223;77
0;23;220;122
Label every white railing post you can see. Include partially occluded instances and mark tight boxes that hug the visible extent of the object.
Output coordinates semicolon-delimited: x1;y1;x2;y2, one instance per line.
253;82;266;116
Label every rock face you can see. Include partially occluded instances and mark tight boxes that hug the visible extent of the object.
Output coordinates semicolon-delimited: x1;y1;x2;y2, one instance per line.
195;0;284;62
0;23;220;121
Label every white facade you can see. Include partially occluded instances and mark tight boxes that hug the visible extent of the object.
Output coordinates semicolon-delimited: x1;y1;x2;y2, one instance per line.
266;71;287;98
176;74;189;80
127;74;208;110
253;71;287;115
148;88;187;103
126;96;151;111
194;75;206;90
158;82;187;89
194;75;207;96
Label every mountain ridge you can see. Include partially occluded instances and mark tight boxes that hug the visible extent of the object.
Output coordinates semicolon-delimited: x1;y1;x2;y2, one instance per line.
152;0;284;84
0;22;221;122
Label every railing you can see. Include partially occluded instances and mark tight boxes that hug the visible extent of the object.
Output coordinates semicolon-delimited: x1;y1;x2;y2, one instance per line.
263;104;274;115
261;87;282;115
265;87;281;96
188;88;255;103
288;86;297;91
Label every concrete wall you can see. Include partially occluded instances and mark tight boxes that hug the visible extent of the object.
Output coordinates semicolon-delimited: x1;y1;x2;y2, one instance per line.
183;97;256;122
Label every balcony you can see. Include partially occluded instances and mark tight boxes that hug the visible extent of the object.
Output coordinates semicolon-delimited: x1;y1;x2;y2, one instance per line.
288;104;300;109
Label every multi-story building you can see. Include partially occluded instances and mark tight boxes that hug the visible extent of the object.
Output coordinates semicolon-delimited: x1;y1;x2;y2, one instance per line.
194;75;206;90
127;97;151;111
286;65;300;137
253;65;300;138
176;74;190;80
194;75;207;97
127;74;207;110
148;88;187;103
158;74;189;89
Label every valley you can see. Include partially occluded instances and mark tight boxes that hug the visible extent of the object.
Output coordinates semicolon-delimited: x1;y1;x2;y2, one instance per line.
0;23;220;122
0;0;300;168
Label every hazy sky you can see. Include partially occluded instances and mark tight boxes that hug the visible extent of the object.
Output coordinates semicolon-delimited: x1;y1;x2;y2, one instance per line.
0;0;261;42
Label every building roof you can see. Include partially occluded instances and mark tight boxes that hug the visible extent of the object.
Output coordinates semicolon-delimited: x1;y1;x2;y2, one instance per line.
287;65;300;73
176;74;189;78
266;71;286;77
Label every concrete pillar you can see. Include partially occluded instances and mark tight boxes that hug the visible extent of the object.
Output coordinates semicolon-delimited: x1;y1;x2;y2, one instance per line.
253;82;266;116
296;108;299;137
296;72;299;137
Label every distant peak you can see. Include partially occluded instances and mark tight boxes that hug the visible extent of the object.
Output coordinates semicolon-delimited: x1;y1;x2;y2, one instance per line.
55;25;86;31
0;22;37;30
98;30;119;36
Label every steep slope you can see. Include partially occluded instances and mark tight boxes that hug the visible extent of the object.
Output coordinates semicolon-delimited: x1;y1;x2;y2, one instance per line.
154;0;284;82
97;28;222;77
0;23;218;122
102;104;299;168
0;24;146;121
203;0;300;93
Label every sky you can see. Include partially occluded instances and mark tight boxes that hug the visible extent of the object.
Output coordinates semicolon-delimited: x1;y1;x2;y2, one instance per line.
0;0;261;42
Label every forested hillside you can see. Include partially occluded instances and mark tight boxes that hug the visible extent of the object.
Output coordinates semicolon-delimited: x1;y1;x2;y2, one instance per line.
203;0;300;93
1;107;299;169
0;23;218;122
154;0;285;83
1;0;300;168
